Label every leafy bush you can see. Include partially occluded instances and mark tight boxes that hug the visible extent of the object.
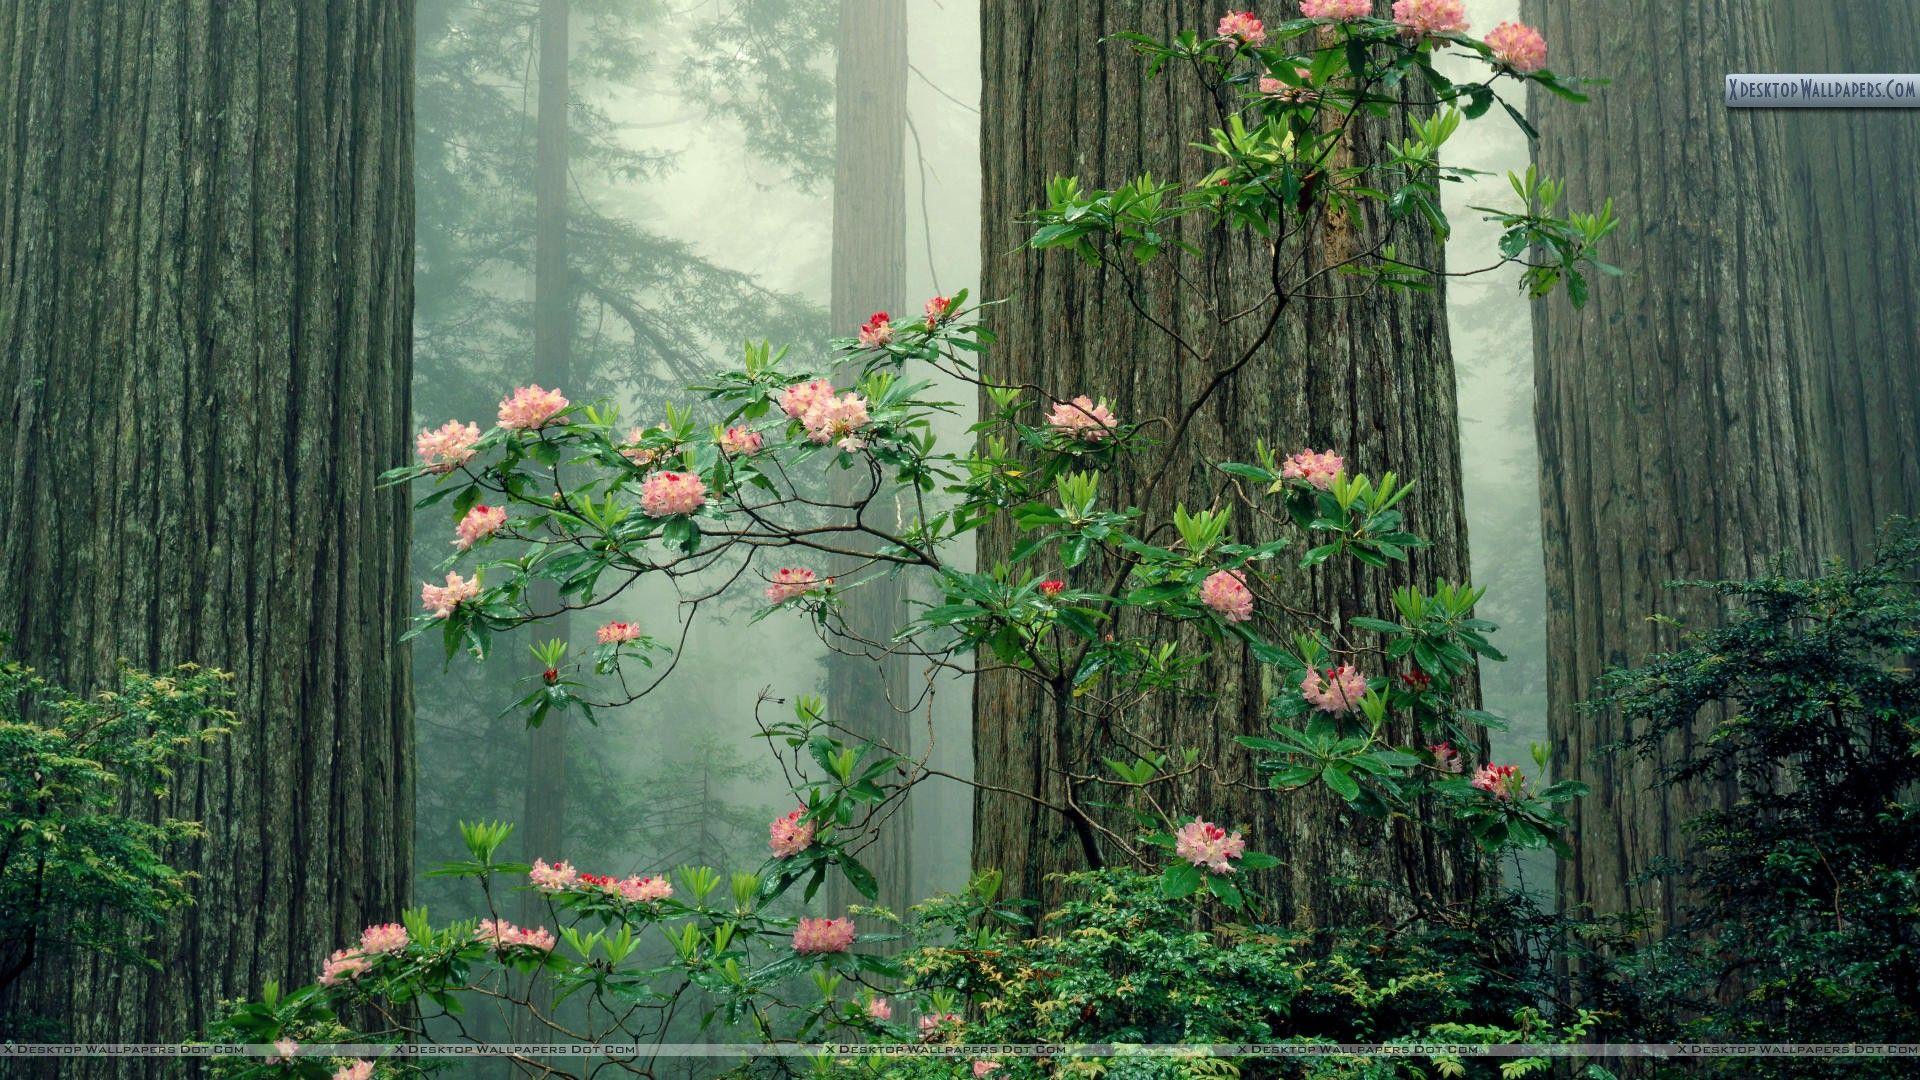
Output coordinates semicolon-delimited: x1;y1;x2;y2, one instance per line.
0;656;234;1006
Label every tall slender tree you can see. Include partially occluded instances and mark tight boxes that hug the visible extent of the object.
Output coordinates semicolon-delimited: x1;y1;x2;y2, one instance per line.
973;0;1481;922
520;0;574;918
0;0;414;1063
1525;0;1918;930
824;0;915;928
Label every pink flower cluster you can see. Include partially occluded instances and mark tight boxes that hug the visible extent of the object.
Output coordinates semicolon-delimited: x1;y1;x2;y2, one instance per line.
1391;0;1468;36
1201;569;1255;623
421;571;481;618
1301;0;1371;19
416;419;481;472
454;504;507;550
1301;664;1369;714
719;425;764;456
333;1063;374;1080
497;384;569;430
597;620;642;645
765;567;821;604
858;311;894;348
319;947;370;986
792;916;856;954
1175;817;1248;873
620;423;674;469
769;807;816;857
477;918;556;952
1430;741;1464;774
529;857;579;891
1259;65;1317;102
1217;10;1266;45
801;391;872;451
1038;578;1066;598
359;923;410;956
925;295;953;325
1472;763;1522;799
579;871;674;903
640;470;708;517
1485;20;1546;73
974;1063;1003;1078
1281;448;1344;489
866;997;894;1021
780;378;835;420
1047;395;1119;441
919;1012;963;1040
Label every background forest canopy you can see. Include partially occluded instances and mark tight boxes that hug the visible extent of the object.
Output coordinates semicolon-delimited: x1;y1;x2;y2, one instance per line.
0;1;1917;1079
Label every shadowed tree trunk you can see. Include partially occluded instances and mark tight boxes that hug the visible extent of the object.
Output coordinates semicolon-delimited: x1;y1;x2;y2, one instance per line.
973;0;1481;924
825;0;914;932
0;0;414;1065
1527;0;1919;934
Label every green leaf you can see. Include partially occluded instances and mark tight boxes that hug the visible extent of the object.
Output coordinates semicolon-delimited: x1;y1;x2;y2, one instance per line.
1161;862;1202;899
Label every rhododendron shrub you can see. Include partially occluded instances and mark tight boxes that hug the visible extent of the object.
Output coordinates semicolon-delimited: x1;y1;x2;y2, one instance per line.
375;10;1609;906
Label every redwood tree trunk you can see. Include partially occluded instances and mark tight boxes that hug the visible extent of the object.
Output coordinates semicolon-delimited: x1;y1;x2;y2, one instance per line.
0;0;414;1062
1526;0;1920;934
973;0;1480;923
519;0;572;916
825;0;914;927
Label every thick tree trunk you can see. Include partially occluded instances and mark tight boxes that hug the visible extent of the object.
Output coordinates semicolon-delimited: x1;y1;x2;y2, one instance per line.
0;0;414;1062
519;0;572;913
973;1;1480;924
1528;0;1920;934
825;0;914;929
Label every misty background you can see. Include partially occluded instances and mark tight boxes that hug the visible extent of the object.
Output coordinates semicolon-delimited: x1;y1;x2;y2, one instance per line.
409;0;1544;920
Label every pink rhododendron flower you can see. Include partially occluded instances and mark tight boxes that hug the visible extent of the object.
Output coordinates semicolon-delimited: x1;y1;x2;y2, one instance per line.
769;807;816;857
477;918;555;951
780;378;836;420
765;567;820;604
1281;448;1344;489
640;470;708;517
973;1064;1003;1078
416;419;482;472
719;426;764;456
857;311;894;348
1047;395;1119;441
333;1063;374;1080
924;295;953;325
1038;578;1066;598
792;916;857;954
1431;741;1464;774
919;1012;963;1039
268;1039;300;1064
802;391;871;451
358;922;409;956
866;997;894;1021
1473;763;1522;799
618;875;673;903
1174;817;1248;873
319;948;370;986
453;504;507;550
529;858;579;892
1302;0;1372;18
497;384;569;430
1200;570;1255;623
420;572;481;618
1217;10;1266;45
1485;20;1546;73
597;621;642;645
1301;664;1369;713
1391;0;1468;36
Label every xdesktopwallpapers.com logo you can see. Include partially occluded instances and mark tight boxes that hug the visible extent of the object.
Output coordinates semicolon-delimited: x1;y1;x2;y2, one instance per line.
1726;73;1920;107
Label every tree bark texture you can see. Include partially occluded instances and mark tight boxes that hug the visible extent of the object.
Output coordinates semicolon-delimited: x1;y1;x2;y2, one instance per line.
974;1;1481;924
0;0;415;1064
825;0;914;929
1527;0;1920;933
